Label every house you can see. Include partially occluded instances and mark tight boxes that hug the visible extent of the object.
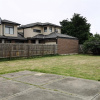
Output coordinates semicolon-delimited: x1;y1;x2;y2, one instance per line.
18;22;79;54
0;18;79;54
18;22;61;44
0;18;26;43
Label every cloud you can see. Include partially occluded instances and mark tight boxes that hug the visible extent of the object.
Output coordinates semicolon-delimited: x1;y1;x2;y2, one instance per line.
0;0;100;34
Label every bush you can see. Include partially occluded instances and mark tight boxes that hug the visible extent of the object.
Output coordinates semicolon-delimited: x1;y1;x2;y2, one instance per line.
83;34;100;55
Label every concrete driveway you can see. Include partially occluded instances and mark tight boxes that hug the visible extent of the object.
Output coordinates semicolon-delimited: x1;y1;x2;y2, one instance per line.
0;71;100;100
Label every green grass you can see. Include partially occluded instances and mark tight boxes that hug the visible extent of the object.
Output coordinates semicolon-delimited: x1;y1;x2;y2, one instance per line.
0;54;100;81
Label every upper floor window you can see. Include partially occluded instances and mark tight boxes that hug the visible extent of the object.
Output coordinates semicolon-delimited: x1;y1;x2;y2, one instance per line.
54;28;58;33
49;27;52;32
44;27;47;32
33;29;41;33
5;25;14;34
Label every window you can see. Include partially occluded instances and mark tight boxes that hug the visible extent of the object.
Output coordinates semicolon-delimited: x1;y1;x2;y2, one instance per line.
5;25;14;34
54;28;56;32
49;27;52;32
33;29;41;33
44;27;47;32
54;28;58;32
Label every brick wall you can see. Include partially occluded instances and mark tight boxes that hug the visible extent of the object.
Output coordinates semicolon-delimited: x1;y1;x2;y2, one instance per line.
57;38;79;54
28;40;32;43
11;40;15;43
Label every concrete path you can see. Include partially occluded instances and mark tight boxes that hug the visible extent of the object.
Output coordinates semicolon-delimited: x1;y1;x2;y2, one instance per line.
0;71;100;100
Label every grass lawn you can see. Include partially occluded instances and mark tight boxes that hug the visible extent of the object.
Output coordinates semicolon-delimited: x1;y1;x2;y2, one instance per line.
0;55;100;81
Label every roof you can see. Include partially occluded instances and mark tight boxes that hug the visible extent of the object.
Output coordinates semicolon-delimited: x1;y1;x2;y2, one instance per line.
0;32;77;40
18;22;61;29
0;33;26;40
0;36;7;39
32;32;78;40
1;19;20;25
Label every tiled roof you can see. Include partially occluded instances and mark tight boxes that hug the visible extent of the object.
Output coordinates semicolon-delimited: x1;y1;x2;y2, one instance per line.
0;32;77;40
0;33;26;40
1;19;20;25
32;32;77;39
18;22;61;29
0;36;7;39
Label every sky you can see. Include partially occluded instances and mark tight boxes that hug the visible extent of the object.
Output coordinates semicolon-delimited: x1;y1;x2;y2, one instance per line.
0;0;100;34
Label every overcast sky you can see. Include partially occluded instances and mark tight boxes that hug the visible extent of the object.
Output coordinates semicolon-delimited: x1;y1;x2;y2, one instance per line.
0;0;100;34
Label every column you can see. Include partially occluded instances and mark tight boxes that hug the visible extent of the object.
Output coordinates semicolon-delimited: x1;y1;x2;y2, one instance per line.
2;39;5;43
35;39;39;44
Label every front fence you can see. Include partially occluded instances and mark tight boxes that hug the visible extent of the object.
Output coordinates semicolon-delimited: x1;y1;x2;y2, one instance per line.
0;43;57;58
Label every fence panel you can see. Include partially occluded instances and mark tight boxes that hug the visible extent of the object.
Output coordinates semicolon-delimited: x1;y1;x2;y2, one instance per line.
0;43;57;58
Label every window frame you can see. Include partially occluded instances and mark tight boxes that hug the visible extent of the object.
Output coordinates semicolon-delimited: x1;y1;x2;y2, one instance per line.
33;29;41;33
54;28;58;32
44;27;47;32
5;25;14;34
49;27;52;32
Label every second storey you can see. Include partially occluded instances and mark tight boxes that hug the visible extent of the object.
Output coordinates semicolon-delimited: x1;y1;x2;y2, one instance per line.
18;22;61;38
0;19;20;37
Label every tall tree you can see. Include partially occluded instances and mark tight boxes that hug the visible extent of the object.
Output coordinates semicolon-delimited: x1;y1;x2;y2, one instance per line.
60;13;92;44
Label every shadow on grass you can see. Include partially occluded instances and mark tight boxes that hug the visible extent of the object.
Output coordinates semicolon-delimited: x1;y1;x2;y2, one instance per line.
0;54;60;62
0;54;99;62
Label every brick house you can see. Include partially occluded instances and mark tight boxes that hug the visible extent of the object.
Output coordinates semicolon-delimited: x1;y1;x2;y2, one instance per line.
18;22;79;54
0;18;79;54
33;33;79;54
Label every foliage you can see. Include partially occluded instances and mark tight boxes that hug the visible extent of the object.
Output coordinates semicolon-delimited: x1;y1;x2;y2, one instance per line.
83;34;100;55
60;13;92;44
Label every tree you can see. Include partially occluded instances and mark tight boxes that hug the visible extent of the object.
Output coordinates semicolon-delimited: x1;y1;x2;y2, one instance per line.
83;34;100;55
60;13;92;44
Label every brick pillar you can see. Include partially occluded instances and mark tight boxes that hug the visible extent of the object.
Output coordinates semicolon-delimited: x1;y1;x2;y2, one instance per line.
28;40;31;43
11;40;15;43
24;41;27;43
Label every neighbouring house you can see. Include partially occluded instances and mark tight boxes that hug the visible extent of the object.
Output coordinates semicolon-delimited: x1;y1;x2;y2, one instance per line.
0;18;26;43
18;22;79;54
18;22;61;44
0;18;79;54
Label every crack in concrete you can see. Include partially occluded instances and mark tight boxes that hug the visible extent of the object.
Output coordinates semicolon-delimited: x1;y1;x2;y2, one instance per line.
1;87;37;100
91;93;100;100
0;72;38;79
40;77;66;86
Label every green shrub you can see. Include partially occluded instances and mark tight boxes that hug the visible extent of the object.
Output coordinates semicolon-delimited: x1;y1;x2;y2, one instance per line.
83;34;100;55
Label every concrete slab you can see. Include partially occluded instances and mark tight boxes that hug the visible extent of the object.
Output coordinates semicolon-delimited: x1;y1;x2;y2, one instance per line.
92;94;100;100
0;77;6;81
44;77;100;100
14;74;64;85
0;80;34;99
1;70;37;79
95;96;100;100
1;71;100;100
8;89;83;100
